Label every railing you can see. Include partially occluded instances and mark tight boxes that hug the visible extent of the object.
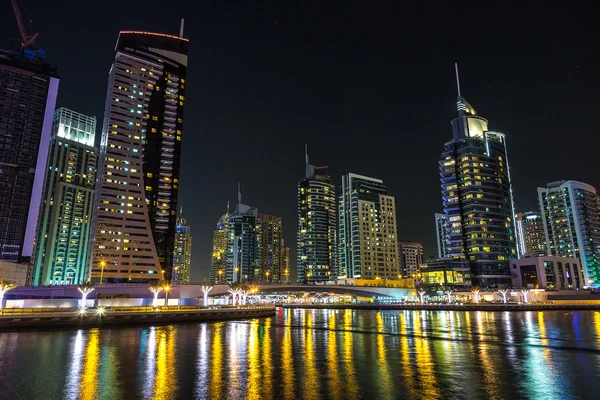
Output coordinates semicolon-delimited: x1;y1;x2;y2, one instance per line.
0;308;78;315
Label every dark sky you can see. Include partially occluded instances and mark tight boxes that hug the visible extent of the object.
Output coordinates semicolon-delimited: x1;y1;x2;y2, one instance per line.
2;1;598;281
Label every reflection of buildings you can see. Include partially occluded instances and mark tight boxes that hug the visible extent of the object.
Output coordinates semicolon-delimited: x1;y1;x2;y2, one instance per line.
339;173;400;280
226;193;260;282
258;213;284;282
439;72;517;287
516;212;545;257
172;209;192;284
0;45;59;263
398;241;423;278
92;31;189;282
209;204;229;284
297;148;337;283
511;255;583;289
434;213;447;258
538;180;600;286
32;108;97;285
420;258;471;292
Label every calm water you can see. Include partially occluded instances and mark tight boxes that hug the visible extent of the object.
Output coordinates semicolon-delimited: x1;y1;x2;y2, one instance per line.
1;309;600;399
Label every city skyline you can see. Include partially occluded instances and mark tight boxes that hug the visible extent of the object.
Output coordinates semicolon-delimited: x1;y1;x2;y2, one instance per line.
1;1;597;281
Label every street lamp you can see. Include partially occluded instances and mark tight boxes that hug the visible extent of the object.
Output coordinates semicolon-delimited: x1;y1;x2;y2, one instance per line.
266;271;270;283
284;269;289;283
99;261;106;284
234;267;240;282
164;284;171;306
218;269;223;284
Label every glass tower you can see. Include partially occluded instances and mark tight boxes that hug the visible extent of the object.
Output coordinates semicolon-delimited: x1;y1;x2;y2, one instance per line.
0;45;59;263
209;204;229;284
439;91;517;287
297;149;337;283
515;211;546;257
538;180;600;286
258;213;284;282
31;108;97;285
92;31;189;282
172;209;192;284
226;195;260;283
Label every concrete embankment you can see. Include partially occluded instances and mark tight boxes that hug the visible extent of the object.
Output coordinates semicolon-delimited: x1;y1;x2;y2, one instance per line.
282;303;600;312
0;305;275;330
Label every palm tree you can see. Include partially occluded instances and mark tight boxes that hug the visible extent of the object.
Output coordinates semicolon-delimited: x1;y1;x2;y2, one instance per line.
0;280;17;311
77;281;95;310
200;284;213;306
417;289;427;304
445;290;453;304
228;282;242;306
471;286;481;303
148;280;165;306
519;287;530;303
496;284;510;304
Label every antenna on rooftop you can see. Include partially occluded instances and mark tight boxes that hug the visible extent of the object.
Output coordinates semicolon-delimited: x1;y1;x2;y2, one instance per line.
455;62;461;97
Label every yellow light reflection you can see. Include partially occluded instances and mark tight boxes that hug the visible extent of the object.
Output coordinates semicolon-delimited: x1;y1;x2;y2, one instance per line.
399;313;415;396
475;312;499;396
327;312;342;400
413;311;439;398
262;318;274;399
247;319;260;399
210;323;224;398
594;312;600;348
79;329;100;400
153;326;176;399
281;311;295;400
376;312;393;398
343;309;359;399
303;311;320;400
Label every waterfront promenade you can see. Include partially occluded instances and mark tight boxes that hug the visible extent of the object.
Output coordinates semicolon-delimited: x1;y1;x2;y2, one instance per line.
0;305;276;329
283;302;600;311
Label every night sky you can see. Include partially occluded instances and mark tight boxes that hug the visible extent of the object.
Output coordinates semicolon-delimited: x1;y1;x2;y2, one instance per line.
1;1;598;281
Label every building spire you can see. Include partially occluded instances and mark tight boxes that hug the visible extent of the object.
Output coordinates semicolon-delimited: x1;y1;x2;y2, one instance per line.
455;62;461;97
237;183;241;205
180;205;183;218
179;18;185;37
226;201;230;215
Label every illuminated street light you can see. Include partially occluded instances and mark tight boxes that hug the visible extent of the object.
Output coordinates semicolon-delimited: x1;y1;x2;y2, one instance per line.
218;269;223;284
164;283;172;306
99;260;106;284
96;307;105;315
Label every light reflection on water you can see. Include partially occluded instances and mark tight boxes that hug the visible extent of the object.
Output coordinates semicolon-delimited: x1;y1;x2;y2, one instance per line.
0;309;599;399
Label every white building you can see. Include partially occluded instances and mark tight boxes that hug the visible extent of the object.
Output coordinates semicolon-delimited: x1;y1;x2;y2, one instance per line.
510;256;584;290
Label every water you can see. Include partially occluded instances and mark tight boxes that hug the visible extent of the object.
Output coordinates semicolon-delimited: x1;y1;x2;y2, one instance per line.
1;309;599;399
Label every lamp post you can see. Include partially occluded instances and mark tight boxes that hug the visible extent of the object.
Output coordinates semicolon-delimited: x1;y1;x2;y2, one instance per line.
218;269;223;284
284;269;289;283
234;267;240;282
164;284;171;306
266;271;270;283
99;261;106;284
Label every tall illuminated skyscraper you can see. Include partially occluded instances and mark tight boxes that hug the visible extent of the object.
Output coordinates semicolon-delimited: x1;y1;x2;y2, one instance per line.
515;211;545;257
0;45;58;263
92;31;189;282
398;241;423;278
209;204;229;284
339;173;400;280
538;180;600;286
434;213;448;258
258;213;284;282
226;190;260;283
439;66;517;287
172;209;192;284
32;108;97;285
297;148;337;283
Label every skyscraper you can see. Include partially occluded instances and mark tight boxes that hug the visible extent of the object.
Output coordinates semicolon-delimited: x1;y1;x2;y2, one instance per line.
31;108;97;285
0;45;59;263
339;173;400;280
538;180;600;286
439;66;517;287
434;213;448;258
258;213;283;282
226;191;260;283
398;241;423;278
297;148;337;283
172;209;192;284
515;211;545;257
209;204;229;284
92;31;189;283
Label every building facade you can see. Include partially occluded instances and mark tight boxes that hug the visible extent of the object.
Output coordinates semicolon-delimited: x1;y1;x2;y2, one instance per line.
258;213;283;282
226;200;260;283
510;256;583;290
439;93;517;287
434;213;448;258
297;150;337;283
0;46;59;263
92;31;189;282
516;211;545;257
420;258;472;292
538;180;600;286
398;241;423;278
209;205;229;284
339;173;400;280
32;108;98;285
172;209;192;284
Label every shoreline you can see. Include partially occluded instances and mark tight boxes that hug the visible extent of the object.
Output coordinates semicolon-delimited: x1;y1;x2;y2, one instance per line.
281;303;600;312
0;305;276;330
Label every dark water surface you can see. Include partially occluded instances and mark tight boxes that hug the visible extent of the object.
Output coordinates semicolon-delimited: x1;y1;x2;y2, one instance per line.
1;309;599;399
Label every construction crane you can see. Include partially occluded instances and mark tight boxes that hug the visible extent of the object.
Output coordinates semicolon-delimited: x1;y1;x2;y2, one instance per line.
11;0;38;49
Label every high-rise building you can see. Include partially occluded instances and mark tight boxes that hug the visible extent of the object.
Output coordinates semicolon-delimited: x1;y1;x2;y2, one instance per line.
258;213;283;282
92;31;189;282
0;45;59;263
172;209;192;284
434;213;447;258
297;148;337;283
398;241;423;278
516;211;545;257
226;193;260;283
31;108;97;285
339;173;400;280
282;245;290;282
538;180;600;286
439;68;518;287
209;204;229;284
